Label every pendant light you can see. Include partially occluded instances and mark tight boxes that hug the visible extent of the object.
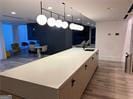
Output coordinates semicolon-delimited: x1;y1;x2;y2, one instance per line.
62;21;69;29
36;1;47;26
69;7;76;30
55;19;62;28
62;3;69;29
47;12;56;27
80;13;84;31
70;23;84;31
69;7;84;31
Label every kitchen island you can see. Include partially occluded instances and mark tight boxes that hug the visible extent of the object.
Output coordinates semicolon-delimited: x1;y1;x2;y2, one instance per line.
0;48;98;99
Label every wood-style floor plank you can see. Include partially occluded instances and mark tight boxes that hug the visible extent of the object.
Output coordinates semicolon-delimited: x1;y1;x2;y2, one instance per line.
82;60;133;99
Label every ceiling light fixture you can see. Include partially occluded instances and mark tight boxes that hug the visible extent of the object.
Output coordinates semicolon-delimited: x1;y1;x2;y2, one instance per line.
77;18;80;21
67;14;71;17
69;7;84;31
62;2;69;29
55;19;62;28
47;17;56;27
11;11;16;15
47;12;56;27
62;21;69;29
36;1;47;26
70;23;84;31
48;6;53;10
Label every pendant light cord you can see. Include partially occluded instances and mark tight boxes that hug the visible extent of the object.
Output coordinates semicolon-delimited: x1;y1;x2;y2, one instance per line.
40;1;43;14
80;13;83;24
62;2;66;21
71;7;74;22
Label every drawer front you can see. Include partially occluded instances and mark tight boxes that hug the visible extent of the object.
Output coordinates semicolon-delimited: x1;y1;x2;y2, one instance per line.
83;54;98;88
59;64;86;99
59;78;73;99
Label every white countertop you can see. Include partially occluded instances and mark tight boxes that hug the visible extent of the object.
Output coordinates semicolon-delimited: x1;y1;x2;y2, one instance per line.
0;48;97;89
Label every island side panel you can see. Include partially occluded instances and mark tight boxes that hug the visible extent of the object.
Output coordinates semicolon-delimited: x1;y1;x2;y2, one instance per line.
59;51;98;99
0;76;59;99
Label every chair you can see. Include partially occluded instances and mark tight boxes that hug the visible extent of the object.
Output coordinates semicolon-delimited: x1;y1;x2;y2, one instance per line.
85;40;90;46
29;41;36;45
75;40;86;47
41;45;48;54
29;44;37;53
11;43;20;54
21;42;29;48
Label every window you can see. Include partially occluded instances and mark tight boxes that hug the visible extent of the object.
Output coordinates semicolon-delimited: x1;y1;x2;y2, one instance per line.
2;24;13;51
18;25;28;47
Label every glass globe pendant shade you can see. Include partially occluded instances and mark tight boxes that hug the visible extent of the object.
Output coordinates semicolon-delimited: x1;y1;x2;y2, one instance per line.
55;19;62;28
36;14;47;26
62;21;69;29
80;26;84;31
70;23;84;31
47;17;56;27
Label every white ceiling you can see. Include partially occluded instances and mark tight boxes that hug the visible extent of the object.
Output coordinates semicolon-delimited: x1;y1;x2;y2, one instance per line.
0;0;132;25
63;0;133;22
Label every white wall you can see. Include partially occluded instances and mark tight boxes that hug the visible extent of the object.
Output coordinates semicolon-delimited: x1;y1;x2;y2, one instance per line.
0;22;6;60
96;21;127;62
122;17;133;61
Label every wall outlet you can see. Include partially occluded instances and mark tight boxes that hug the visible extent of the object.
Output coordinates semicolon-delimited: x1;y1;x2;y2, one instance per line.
115;33;120;36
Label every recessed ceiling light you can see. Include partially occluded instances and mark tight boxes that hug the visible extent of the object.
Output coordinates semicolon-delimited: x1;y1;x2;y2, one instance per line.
48;6;53;10
11;11;16;15
77;18;80;21
67;14;71;17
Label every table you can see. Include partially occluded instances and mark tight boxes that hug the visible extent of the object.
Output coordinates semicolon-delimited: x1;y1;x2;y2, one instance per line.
35;46;42;58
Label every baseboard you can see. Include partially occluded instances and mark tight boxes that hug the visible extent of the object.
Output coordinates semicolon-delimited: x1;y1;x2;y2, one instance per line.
99;56;122;62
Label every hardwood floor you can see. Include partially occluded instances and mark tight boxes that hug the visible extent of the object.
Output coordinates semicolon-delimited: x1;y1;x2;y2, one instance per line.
82;60;133;99
0;60;133;99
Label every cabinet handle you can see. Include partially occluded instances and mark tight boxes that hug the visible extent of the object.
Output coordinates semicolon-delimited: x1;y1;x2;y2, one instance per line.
85;64;88;70
71;79;76;87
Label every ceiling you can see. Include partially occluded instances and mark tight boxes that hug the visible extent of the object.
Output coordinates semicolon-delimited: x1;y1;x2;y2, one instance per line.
63;0;133;22
0;0;132;25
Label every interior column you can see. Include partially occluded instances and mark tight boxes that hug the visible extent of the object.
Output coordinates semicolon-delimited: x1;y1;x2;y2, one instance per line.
0;22;7;60
12;24;19;43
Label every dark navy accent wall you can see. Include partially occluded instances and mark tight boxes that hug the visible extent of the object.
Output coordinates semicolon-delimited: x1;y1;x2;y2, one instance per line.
27;23;72;54
27;23;92;54
91;28;96;44
72;26;90;45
